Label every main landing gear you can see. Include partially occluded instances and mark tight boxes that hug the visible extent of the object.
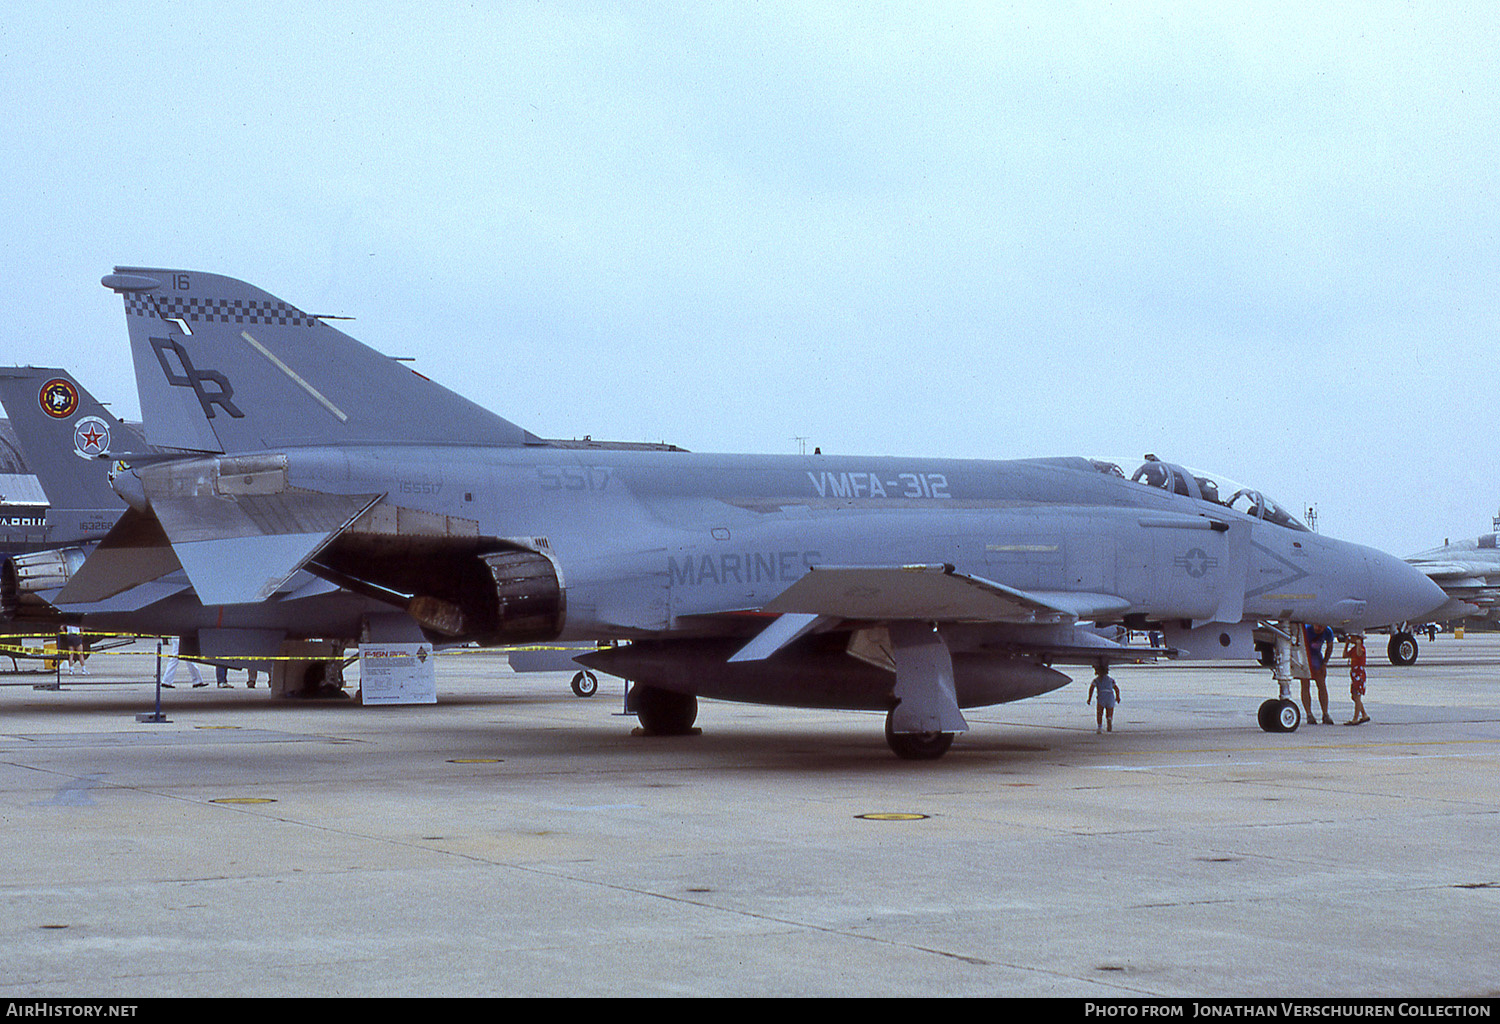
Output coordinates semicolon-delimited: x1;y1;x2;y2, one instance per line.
629;684;699;736
884;710;955;760
626;684;960;759
1257;697;1302;733
1257;621;1301;734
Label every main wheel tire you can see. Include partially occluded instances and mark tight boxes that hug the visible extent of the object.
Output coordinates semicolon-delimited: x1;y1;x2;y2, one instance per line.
1257;698;1281;732
632;685;698;735
1388;633;1418;666
570;670;599;698
884;711;955;760
294;661;349;699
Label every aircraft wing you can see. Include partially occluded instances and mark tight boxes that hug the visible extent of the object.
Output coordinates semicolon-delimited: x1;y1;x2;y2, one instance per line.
710;564;1144;737
759;563;1129;623
731;564;1131;663
1413;561;1500;582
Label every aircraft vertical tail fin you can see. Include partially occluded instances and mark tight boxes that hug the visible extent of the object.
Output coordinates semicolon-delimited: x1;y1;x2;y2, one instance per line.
102;268;542;454
0;366;145;513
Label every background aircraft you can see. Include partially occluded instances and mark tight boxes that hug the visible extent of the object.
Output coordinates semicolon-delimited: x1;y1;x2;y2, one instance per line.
0;365;389;694
1376;511;1500;665
76;267;1445;756
0;422;50;555
0;368;140;562
0;368;143;623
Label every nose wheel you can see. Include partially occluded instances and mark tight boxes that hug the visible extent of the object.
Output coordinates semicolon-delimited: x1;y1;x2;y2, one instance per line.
570;670;599;697
1257;698;1301;733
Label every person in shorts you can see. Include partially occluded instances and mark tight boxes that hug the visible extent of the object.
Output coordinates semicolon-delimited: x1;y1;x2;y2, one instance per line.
1343;633;1370;725
1087;664;1120;734
61;625;88;675
1302;622;1335;724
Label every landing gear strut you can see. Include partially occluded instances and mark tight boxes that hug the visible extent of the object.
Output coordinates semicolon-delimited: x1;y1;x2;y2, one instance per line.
1257;622;1301;733
883;623;965;760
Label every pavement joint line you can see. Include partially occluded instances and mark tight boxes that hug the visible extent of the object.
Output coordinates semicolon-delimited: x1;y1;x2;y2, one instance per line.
1086;748;1500;771
1073;735;1500;757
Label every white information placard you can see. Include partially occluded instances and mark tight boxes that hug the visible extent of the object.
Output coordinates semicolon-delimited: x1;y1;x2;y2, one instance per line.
358;643;438;704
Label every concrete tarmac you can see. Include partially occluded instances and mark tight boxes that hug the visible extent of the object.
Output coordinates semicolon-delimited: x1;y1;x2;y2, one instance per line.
1;634;1497;998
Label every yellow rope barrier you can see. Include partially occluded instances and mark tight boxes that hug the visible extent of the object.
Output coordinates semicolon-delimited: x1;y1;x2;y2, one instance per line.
1;636;599;662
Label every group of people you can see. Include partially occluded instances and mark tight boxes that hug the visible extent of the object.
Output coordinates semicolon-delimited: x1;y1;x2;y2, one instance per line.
54;631;272;690
160;654;258;689
1086;621;1374;733
1294;622;1371;726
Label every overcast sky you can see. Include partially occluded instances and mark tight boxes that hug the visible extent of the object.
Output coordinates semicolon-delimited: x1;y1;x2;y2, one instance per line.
2;2;1496;557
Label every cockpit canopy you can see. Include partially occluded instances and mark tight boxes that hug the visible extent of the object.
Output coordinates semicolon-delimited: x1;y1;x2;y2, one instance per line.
1090;455;1309;532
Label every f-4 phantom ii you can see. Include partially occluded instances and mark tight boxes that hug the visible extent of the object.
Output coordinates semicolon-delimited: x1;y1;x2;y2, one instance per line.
74;267;1444;757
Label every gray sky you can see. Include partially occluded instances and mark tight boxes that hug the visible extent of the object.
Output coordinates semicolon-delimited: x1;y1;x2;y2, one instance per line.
3;1;1496;557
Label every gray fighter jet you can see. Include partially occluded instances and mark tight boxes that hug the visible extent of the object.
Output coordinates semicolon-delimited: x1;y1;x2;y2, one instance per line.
68;267;1443;756
0;425;51;554
1380;512;1500;665
0;368;144;620
0;368;139;561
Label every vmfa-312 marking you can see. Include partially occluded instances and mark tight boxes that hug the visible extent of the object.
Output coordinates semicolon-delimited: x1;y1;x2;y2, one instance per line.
81;267;1444;757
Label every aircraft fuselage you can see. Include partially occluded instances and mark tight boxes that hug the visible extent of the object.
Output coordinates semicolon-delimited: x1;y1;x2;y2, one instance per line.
141;445;1433;645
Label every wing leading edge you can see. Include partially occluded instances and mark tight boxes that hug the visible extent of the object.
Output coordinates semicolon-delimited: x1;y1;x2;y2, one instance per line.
731;563;1131;663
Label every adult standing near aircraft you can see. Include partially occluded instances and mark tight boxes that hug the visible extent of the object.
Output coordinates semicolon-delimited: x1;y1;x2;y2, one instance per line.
1302;623;1335;725
61;622;87;674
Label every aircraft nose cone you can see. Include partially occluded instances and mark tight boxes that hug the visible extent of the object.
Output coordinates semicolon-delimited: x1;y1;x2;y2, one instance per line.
1364;549;1447;627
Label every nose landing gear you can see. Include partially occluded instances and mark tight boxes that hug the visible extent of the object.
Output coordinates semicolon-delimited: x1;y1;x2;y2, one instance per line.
1257;621;1302;733
1257;697;1302;733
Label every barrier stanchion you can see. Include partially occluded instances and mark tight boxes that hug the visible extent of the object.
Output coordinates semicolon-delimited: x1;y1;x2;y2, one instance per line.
135;639;170;724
